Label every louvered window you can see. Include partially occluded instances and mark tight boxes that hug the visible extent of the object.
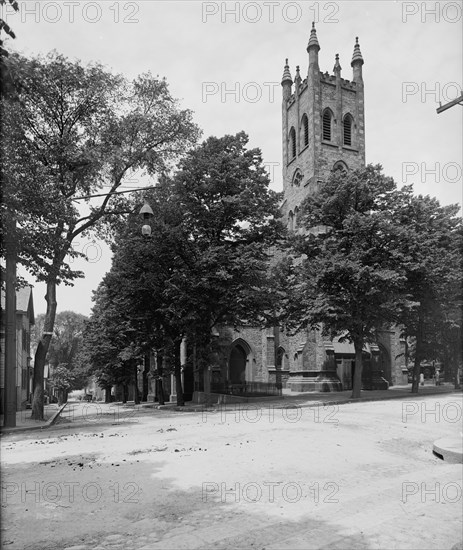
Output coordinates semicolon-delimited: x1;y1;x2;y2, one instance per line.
343;115;352;146
289;127;296;159
322;110;332;141
302;114;309;147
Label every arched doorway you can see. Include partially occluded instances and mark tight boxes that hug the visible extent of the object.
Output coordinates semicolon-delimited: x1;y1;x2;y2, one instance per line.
229;344;247;384
378;344;392;385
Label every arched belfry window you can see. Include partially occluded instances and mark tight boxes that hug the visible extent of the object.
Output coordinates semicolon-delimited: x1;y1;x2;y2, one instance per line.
343;114;353;146
301;114;309;147
289;127;296;160
322;109;333;141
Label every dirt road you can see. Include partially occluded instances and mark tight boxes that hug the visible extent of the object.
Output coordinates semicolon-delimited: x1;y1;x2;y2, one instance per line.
1;394;462;549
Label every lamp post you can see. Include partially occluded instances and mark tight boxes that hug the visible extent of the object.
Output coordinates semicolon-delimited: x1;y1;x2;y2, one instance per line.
138;201;186;405
139;202;154;236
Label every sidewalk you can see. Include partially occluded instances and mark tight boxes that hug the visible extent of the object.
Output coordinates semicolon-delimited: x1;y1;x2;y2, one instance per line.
148;382;462;412
1;384;460;433
0;403;67;434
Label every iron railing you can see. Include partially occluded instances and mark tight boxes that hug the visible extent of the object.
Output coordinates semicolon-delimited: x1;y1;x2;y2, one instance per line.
210;381;282;397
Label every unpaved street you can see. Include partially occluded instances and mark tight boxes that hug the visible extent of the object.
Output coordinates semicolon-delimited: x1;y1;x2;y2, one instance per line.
1;394;462;550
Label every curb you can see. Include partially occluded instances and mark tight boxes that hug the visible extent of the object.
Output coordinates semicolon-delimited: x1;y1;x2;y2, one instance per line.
208;387;461;410
141;387;461;413
433;437;463;464
1;402;68;435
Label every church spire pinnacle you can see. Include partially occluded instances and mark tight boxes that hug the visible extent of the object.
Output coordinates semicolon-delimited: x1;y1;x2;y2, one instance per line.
307;21;320;52
333;53;341;75
351;37;364;66
281;58;293;85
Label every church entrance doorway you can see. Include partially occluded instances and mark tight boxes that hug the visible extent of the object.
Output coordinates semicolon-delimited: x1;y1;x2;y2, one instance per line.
229;344;247;384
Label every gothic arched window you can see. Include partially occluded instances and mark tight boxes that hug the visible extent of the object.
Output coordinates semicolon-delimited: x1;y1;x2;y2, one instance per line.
322;109;333;141
301;114;309;147
289;127;296;160
276;347;287;370
343;114;353;146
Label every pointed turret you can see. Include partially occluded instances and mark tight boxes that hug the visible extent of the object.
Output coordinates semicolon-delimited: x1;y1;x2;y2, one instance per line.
351;37;364;81
294;65;302;91
307;22;320;74
307;22;320;52
333;53;341;76
281;58;293;101
281;58;293;85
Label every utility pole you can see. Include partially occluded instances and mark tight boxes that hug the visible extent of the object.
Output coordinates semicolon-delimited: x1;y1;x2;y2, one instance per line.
3;217;17;427
436;91;463;114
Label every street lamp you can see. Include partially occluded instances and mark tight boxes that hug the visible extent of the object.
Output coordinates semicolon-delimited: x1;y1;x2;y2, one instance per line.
139;202;154;236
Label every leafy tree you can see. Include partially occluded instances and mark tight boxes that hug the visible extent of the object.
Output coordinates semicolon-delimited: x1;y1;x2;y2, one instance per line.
81;280;143;404
393;192;462;392
1;51;200;419
32;311;89;391
49;363;74;405
0;0;19;99
94;132;284;404
278;165;407;398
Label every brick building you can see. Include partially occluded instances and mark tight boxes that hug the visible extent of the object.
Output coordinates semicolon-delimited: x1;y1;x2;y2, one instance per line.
192;26;408;401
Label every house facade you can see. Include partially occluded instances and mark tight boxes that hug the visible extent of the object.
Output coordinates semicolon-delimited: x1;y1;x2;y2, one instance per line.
0;285;35;412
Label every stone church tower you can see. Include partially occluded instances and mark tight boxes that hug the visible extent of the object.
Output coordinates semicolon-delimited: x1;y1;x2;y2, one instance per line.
272;24;371;392
192;26;407;402
280;23;365;230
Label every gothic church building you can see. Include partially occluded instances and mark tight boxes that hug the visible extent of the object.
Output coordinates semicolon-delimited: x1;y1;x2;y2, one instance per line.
194;25;407;399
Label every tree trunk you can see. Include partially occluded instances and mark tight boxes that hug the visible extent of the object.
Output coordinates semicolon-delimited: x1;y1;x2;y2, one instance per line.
133;362;140;405
174;339;184;406
122;384;128;403
451;346;461;390
142;355;149;402
455;366;461;390
31;278;58;420
411;314;424;394
351;338;364;399
411;353;421;394
157;378;165;405
156;351;165;405
105;387;111;403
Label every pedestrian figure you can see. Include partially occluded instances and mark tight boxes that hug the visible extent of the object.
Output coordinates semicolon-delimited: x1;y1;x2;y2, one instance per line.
420;373;424;386
435;369;440;386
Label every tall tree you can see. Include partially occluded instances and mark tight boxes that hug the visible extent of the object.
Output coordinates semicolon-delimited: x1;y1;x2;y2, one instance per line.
393;192;462;392
93;132;284;404
81;281;143;404
278;165;407;398
1;51;200;419
32;311;89;392
0;0;19;99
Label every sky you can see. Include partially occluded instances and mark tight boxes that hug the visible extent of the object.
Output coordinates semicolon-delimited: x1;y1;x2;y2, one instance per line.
2;0;462;317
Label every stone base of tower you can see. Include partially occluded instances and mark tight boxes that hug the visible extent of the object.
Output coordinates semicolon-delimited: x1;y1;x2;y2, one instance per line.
287;370;342;392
